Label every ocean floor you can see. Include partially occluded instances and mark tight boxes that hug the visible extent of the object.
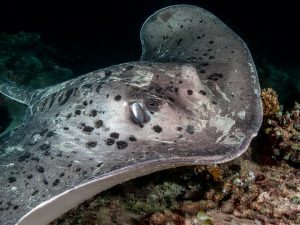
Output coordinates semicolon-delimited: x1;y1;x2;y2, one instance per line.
49;147;300;225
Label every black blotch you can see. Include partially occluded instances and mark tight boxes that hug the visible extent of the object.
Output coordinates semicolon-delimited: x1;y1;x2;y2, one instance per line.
82;83;93;89
207;73;223;81
96;84;102;93
105;70;112;77
75;168;81;172
177;127;182;131
75;110;81;115
209;56;215;60
199;90;207;95
94;120;103;128
105;138;115;145
129;135;137;142
168;97;175;103
63;127;69;130
83;126;94;133
96;163;103;167
126;65;134;70
110;132;120;139
39;143;50;151
86;141;97;148
199;69;206;74
187;90;193;95
90;110;97;117
89;100;93;104
44;150;50;156
36;166;45;173
66;113;72;119
186;125;195;134
175;87;179;95
60;172;65;177
27;174;33;179
106;94;109;98
153;125;162;133
114;95;121;101
116;141;128;150
18;152;31;162
43;178;48;185
209;40;214;44
8;177;16;183
180;25;183;28
39;129;49;136
31;190;39;196
49;93;56;109
176;38;183;46
60;89;73;106
13;205;18;210
83;101;88;106
196;35;201;39
46;131;55;138
212;101;217;105
52;179;60;186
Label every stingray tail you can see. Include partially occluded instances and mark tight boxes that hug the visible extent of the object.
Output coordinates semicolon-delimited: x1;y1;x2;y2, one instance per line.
0;75;34;106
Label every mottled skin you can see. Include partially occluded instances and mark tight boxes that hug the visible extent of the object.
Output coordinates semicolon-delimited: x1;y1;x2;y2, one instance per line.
0;5;262;225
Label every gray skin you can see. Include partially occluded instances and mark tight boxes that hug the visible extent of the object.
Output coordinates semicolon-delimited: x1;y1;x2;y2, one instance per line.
0;5;262;225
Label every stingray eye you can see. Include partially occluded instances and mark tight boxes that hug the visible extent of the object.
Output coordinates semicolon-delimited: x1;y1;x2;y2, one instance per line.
145;98;162;110
129;102;150;127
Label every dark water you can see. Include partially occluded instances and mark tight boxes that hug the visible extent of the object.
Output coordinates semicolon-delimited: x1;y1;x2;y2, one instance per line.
0;0;299;132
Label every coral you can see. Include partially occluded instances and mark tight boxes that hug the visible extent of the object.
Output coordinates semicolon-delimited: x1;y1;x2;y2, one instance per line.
261;88;280;117
260;88;300;164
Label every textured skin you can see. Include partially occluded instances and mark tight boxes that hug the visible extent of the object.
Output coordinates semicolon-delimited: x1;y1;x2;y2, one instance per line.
0;5;262;225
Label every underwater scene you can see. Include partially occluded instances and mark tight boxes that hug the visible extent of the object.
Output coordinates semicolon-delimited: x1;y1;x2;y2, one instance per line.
0;1;299;225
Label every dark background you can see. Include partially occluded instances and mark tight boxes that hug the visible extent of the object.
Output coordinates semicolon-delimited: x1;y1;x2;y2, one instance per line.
0;0;299;74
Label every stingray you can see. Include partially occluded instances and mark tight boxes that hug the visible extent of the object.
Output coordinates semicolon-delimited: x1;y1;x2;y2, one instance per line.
0;5;262;225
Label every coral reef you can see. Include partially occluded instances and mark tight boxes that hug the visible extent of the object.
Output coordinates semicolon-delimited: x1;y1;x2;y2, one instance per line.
49;148;300;225
260;88;300;164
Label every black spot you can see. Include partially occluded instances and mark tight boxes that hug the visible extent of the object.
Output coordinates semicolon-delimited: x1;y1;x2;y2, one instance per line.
177;127;182;131
31;190;39;196
126;65;134;70
196;35;201;39
187;90;193;95
129;135;137;142
168;97;175;103
60;172;65;177
105;138;115;146
96;163;103;167
94;120;103;128
83;101;88;106
39;129;49;136
186;125;195;134
13;205;18;210
199;69;206;74
43;178;48;185
199;90;206;95
209;56;215;60
106;94;109;98
89;100;93;104
153;125;162;133
105;70;112;77
176;38;183;46
8;177;16;183
82;83;93;89
39;143;50;151
46;131;55;138
52;179;60;186
207;73;223;81
60;89;73;106
209;40;214;44
180;25;184;28
18;152;31;162
90;110;97;117
27;174;33;179
44;150;50;156
114;95;121;101
83;126;94;133
75;110;81;115
75;168;81;172
86;141;97;148
36;166;45;173
96;84;102;93
63;127;69;130
110;132;120;139
212;101;217;105
116;141;128;150
66;113;72;119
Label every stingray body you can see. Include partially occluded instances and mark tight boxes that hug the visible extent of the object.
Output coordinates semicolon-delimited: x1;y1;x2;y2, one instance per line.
0;5;262;225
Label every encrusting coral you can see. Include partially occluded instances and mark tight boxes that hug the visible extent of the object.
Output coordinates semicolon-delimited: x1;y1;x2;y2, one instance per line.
261;88;300;164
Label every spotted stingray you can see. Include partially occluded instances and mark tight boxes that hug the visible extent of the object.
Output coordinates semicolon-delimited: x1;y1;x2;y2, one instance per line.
0;5;262;225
